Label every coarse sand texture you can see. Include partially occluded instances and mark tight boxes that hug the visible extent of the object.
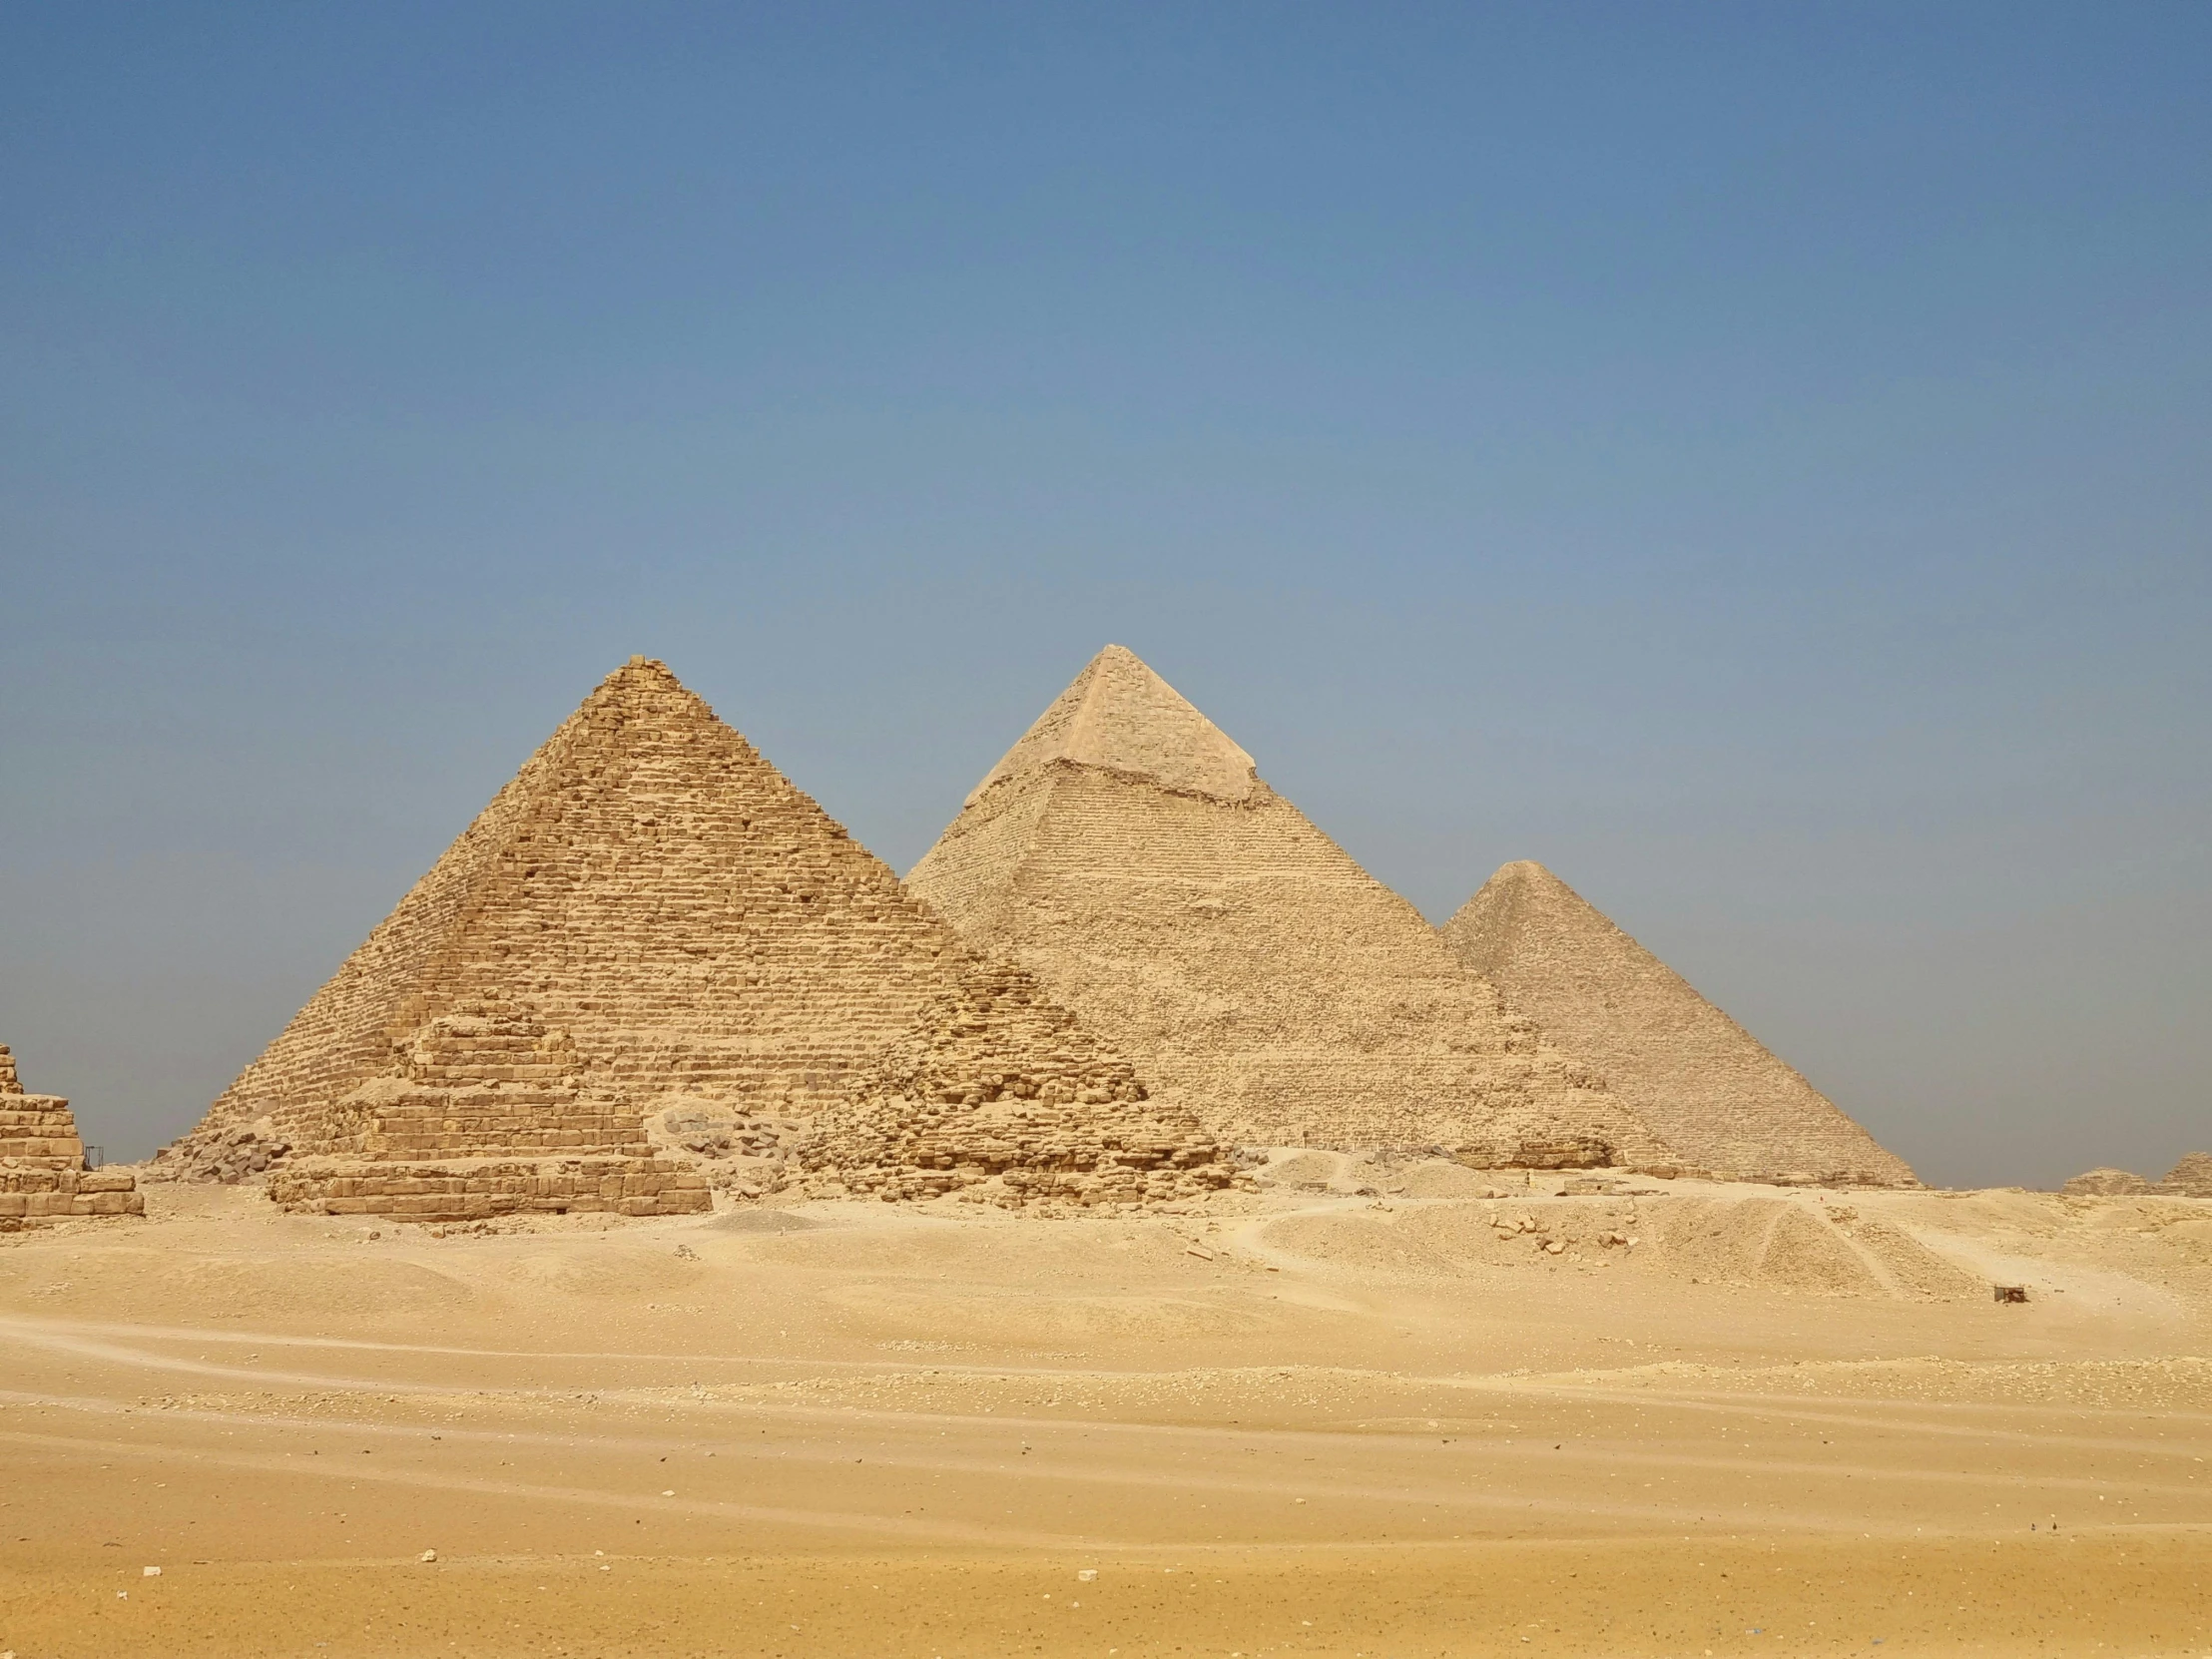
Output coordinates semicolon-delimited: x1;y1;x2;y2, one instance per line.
1440;860;1916;1187
907;645;1673;1163
168;658;1213;1218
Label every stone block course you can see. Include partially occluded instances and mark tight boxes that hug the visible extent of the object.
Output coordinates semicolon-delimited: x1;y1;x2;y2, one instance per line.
0;1043;143;1229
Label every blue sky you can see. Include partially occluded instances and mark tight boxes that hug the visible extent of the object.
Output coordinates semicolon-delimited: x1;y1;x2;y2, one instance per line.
3;3;2207;1184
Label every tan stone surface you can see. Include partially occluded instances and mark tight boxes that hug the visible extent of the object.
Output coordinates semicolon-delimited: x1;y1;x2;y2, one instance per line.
796;960;1244;1207
169;658;1190;1219
2164;1152;2212;1197
2065;1166;2154;1197
908;646;1671;1163
1440;860;1916;1187
0;1042;144;1227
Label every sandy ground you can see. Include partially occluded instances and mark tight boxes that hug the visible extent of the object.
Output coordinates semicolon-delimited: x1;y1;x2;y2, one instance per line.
2;1164;2209;1657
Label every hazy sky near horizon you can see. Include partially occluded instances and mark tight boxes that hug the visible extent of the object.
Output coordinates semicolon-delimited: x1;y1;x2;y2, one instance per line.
3;4;2207;1185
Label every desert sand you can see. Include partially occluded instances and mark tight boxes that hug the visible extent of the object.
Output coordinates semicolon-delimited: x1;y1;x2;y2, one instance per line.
5;1166;2209;1657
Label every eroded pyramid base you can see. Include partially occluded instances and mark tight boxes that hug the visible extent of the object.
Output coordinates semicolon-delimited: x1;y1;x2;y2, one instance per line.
0;1063;144;1229
796;961;1250;1210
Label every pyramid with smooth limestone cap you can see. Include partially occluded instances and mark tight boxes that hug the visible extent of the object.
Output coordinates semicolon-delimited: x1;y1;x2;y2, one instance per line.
1440;860;1916;1186
907;645;1673;1164
173;658;1228;1221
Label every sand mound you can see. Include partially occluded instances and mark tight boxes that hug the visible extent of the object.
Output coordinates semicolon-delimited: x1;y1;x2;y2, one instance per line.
908;646;1673;1163
704;1208;828;1234
1256;1192;1983;1300
1439;862;1915;1187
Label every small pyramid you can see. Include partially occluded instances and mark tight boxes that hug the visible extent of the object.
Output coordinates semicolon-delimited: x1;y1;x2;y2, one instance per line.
909;647;1673;1164
1440;862;1916;1186
0;1042;145;1228
2161;1152;2212;1197
174;659;1189;1221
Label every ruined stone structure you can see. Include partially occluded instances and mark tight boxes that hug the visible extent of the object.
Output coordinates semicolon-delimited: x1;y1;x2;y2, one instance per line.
1440;861;1916;1187
907;645;1672;1164
796;961;1243;1207
174;658;1192;1220
2163;1153;2212;1198
0;1044;143;1229
2062;1167;2153;1197
2062;1155;2212;1200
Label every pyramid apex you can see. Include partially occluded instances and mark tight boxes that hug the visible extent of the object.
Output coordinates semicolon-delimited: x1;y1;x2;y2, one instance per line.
969;645;1260;805
589;656;697;700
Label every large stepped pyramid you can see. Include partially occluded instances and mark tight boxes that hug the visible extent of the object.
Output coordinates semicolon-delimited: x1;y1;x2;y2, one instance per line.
1441;861;1916;1187
907;645;1673;1164
0;1043;144;1229
168;658;1196;1221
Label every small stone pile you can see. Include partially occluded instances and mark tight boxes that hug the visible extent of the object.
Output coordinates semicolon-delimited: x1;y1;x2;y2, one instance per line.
796;961;1244;1209
152;1122;291;1184
263;996;710;1223
0;1043;143;1230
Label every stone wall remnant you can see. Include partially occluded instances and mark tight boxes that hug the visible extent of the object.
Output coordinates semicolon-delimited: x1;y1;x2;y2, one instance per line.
0;1043;144;1229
